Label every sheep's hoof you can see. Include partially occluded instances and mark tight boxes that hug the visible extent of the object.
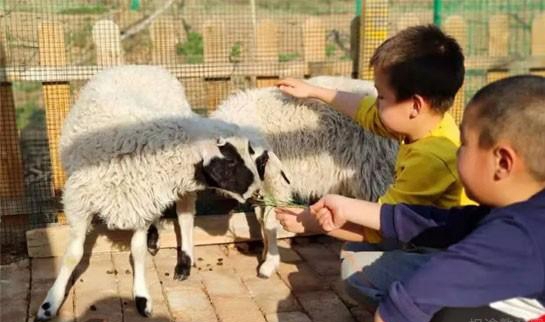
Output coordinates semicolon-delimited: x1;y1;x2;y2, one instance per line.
35;301;54;321
174;250;192;280
258;257;280;278
135;296;152;317
174;262;190;281
147;225;159;256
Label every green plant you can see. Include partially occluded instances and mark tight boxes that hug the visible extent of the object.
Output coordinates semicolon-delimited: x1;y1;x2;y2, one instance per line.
176;31;204;64
278;52;300;62
16;101;44;130
325;43;336;57
59;3;109;15
229;42;242;63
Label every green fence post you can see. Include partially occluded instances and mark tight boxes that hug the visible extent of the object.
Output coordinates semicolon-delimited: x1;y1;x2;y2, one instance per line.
434;0;442;26
355;0;362;16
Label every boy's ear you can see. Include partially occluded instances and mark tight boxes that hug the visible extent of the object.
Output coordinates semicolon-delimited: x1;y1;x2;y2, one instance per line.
410;94;426;118
493;144;515;181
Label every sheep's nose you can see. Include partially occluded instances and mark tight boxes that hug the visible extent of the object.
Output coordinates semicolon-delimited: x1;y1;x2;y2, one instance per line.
248;190;262;204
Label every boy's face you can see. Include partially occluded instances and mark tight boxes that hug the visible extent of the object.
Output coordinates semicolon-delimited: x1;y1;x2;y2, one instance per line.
457;114;496;206
373;69;415;136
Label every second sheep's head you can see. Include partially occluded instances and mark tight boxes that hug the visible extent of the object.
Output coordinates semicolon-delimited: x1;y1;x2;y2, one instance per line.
195;136;290;204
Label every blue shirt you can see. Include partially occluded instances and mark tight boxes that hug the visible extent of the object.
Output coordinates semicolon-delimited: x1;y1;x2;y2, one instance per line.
378;188;545;322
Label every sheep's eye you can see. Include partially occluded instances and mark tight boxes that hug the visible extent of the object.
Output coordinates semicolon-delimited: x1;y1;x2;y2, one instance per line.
248;142;255;155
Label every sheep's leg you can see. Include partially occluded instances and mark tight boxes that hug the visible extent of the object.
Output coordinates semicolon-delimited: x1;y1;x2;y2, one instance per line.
36;216;91;321
132;228;153;317
174;192;197;280
147;220;160;255
255;205;280;278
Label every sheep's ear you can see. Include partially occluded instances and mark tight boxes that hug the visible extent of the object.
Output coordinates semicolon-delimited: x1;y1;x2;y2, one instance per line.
268;151;291;185
199;142;221;166
255;150;290;185
216;137;227;146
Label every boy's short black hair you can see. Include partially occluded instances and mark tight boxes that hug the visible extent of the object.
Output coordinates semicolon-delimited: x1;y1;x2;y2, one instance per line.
466;75;545;181
370;24;465;113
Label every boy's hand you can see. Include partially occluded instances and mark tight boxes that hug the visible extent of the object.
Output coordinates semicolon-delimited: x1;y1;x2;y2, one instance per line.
310;194;349;232
276;78;317;99
274;207;323;233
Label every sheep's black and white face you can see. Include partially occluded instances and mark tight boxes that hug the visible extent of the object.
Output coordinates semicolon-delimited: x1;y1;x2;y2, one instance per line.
196;137;262;203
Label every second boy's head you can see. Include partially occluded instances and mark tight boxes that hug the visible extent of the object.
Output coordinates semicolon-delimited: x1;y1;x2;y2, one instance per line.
370;25;464;138
458;75;545;207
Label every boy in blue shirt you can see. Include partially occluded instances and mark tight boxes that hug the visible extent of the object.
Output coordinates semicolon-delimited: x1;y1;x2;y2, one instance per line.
277;75;545;322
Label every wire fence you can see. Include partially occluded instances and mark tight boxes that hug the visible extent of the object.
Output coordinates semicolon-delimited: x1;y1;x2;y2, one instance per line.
1;0;544;255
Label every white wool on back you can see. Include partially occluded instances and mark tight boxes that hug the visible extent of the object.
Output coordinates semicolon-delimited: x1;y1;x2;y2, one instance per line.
211;76;398;201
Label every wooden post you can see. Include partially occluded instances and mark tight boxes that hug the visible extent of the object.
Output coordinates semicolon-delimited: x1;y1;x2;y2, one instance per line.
38;22;70;201
302;17;326;66
531;13;545;77
256;19;279;88
203;20;230;112
444;16;467;124
0;36;25;200
150;18;178;65
487;14;509;83
92;20;124;66
203;20;228;64
358;0;389;80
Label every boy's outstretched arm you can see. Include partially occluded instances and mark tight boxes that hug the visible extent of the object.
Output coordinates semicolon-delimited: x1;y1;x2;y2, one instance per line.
276;78;365;119
310;194;382;231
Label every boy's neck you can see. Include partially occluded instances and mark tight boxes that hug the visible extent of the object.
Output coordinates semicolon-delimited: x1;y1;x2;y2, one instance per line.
494;178;545;208
405;112;444;143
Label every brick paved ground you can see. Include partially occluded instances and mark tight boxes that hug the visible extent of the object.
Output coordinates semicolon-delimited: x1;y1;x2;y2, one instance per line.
1;236;374;322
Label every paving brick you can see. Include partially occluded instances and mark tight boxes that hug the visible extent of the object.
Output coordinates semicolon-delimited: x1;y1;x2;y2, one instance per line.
112;252;171;321
292;243;340;276
225;246;262;278
201;269;248;297
152;248;203;291
74;295;122;322
277;262;326;293
21;229;350;322
27;258;75;322
296;290;355;322
277;239;303;263
30;257;64;282
350;305;374;322
73;254;121;322
1;259;29;299
330;277;358;307
242;275;299;314
211;296;266;322
1;259;30;322
165;287;217;322
193;245;233;272
265;311;312;322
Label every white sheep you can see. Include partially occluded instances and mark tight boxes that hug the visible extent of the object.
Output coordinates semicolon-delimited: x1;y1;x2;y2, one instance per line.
210;76;398;277
149;76;398;279
35;65;267;320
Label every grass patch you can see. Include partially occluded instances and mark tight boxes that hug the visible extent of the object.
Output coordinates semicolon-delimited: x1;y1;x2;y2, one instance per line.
58;3;109;15
16;101;44;131
326;43;336;57
176;31;204;64
279;52;300;62
229;42;243;63
13;82;41;93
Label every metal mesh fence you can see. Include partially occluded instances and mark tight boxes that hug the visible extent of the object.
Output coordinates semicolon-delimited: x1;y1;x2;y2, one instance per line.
1;0;544;254
0;0;357;252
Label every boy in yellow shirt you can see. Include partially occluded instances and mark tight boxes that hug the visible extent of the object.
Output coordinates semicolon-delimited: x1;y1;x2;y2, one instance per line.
276;24;474;243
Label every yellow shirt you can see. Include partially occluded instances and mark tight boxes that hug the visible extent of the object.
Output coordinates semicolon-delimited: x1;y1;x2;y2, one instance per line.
355;96;475;242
